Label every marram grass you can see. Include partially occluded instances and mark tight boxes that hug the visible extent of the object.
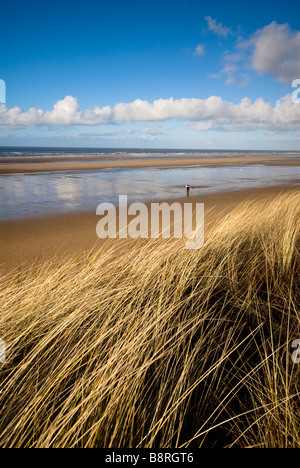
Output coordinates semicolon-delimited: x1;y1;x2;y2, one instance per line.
0;192;299;448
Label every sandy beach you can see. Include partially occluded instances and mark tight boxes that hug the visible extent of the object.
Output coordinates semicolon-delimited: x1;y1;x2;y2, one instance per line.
1;154;300;174
1;184;299;273
1;152;299;271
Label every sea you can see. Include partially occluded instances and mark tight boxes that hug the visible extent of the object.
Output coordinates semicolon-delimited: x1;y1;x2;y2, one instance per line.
0;147;300;161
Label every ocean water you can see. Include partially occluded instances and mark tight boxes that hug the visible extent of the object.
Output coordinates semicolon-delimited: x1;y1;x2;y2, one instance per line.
0;146;300;162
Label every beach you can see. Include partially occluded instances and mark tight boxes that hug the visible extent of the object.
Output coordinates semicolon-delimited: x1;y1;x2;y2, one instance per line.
1;183;299;272
1;154;300;174
0;152;299;272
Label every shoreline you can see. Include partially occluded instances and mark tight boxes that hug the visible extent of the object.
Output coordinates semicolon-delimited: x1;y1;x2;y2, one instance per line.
1;184;299;273
1;155;300;174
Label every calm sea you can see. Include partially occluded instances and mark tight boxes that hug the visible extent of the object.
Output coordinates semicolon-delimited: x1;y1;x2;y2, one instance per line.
0;147;300;161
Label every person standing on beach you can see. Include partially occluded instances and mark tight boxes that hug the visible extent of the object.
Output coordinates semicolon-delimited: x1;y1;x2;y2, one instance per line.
186;184;190;195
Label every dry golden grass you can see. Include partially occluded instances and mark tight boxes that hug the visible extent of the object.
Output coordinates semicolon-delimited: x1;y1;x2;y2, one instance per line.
0;192;299;448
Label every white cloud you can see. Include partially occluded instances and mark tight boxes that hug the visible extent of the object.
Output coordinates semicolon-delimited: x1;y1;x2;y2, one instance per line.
72;128;134;140
0;94;299;134
249;22;300;83
113;95;300;132
0;96;112;129
205;16;233;38
194;44;205;56
113;97;210;121
71;125;163;142
218;22;300;85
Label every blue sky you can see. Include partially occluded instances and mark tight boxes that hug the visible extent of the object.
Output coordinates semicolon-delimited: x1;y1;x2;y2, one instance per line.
0;0;299;149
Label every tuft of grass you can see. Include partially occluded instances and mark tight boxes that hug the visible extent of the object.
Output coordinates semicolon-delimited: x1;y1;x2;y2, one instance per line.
0;192;299;448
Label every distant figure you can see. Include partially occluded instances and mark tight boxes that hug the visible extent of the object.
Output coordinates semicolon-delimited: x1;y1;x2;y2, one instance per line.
186;184;190;196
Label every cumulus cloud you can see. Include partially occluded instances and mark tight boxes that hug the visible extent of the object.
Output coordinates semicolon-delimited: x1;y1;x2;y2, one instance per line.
248;22;300;83
205;16;233;38
113;95;300;132
218;22;300;85
0;94;299;133
0;96;112;129
187;95;299;132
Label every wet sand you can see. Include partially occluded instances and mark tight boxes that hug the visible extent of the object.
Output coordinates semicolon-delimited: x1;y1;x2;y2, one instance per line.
0;185;299;273
1;155;300;174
